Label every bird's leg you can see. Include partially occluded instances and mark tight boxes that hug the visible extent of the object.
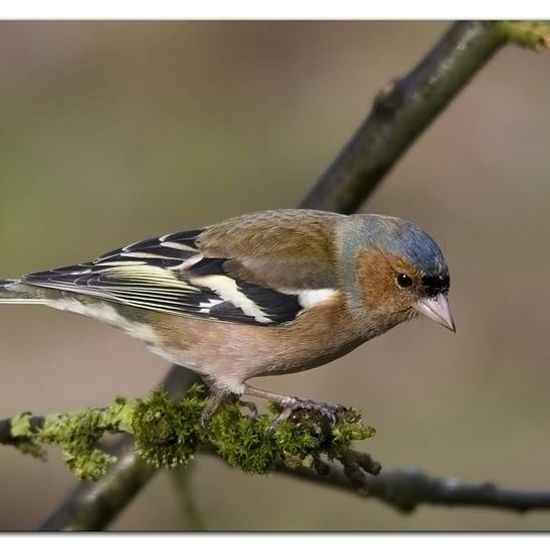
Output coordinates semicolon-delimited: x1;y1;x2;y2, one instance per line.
238;400;259;418
201;385;258;422
243;385;345;424
201;389;229;423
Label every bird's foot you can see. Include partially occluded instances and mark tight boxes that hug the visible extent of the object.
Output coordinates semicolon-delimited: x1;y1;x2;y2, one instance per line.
277;396;346;426
238;399;259;419
201;392;259;424
242;385;346;426
201;391;230;424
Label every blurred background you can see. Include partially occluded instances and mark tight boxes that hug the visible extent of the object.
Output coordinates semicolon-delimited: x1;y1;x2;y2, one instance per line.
0;21;549;530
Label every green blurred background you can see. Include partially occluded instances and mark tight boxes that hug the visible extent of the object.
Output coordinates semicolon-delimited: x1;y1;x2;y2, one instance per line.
0;21;549;530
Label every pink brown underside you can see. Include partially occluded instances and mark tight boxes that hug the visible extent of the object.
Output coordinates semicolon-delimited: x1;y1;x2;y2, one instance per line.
142;293;369;390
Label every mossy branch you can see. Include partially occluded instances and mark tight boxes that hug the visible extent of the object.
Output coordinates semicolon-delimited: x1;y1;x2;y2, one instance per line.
9;386;550;517
0;385;379;484
498;21;550;50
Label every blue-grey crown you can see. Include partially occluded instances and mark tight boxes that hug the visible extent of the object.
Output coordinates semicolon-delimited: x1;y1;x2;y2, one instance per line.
341;214;449;282
364;215;447;276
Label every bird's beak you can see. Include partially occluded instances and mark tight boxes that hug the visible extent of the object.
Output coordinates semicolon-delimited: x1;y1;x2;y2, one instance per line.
414;293;455;332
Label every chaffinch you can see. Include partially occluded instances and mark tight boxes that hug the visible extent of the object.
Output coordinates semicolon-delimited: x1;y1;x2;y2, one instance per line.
0;209;454;416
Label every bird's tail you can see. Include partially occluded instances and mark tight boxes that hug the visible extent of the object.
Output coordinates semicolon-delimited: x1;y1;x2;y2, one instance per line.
0;279;46;304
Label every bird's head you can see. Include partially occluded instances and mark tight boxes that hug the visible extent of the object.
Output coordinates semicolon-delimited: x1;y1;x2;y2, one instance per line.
339;214;454;333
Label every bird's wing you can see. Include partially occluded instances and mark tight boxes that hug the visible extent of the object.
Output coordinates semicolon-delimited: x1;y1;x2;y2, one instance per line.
22;211;342;325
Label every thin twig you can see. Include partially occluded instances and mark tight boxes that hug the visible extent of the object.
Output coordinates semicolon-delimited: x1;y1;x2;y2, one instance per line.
280;462;550;514
170;465;207;530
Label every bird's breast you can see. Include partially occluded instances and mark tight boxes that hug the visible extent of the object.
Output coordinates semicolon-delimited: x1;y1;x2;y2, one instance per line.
143;293;370;386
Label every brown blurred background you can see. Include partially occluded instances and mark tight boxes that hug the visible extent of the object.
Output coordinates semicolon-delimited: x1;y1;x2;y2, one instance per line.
0;21;549;530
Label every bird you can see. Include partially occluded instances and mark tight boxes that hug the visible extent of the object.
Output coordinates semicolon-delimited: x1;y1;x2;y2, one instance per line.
0;209;454;417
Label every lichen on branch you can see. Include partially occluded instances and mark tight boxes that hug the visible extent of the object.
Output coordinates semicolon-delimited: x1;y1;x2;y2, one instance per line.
1;385;379;484
499;21;550;50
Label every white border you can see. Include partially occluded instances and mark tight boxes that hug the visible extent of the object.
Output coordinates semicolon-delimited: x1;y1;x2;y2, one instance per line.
4;534;550;548
0;1;549;20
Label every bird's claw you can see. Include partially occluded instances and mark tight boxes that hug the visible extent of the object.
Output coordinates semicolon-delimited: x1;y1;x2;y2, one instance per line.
277;397;346;426
239;399;259;419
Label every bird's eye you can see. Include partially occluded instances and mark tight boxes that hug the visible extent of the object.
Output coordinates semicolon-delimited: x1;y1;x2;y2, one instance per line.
396;273;413;288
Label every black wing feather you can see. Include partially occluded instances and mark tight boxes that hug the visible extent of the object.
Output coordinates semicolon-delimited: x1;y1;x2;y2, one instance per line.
22;229;304;325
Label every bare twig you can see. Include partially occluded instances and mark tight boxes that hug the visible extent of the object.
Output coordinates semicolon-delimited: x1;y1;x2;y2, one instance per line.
301;21;505;213
281;462;550;514
42;433;156;531
170;465;207;530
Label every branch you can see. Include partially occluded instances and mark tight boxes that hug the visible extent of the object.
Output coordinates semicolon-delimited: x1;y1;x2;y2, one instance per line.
300;21;506;213
301;20;550;214
24;20;548;530
2;390;381;527
498;21;550;50
41;434;156;531
280;462;550;514
6;397;550;517
0;391;376;479
170;464;208;530
41;366;199;530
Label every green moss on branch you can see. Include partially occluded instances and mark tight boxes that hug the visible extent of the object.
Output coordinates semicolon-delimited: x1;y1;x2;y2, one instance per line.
1;385;379;484
499;21;550;50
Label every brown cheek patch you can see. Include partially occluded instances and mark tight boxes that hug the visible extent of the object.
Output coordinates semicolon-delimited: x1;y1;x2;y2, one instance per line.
355;249;416;313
